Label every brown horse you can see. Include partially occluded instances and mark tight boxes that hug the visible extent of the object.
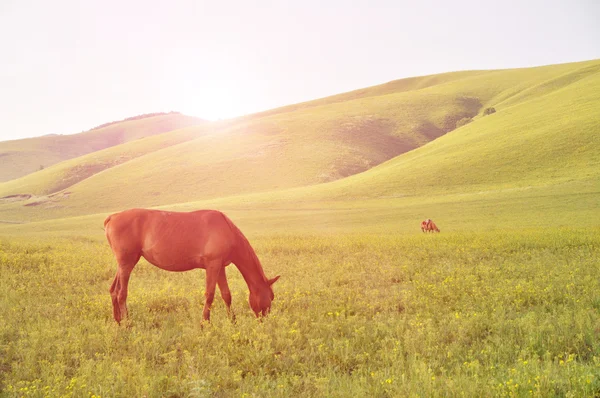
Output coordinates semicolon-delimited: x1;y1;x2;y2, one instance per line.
421;218;440;233
104;208;280;324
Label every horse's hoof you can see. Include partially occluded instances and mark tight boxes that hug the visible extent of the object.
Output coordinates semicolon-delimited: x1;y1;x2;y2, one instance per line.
200;319;211;329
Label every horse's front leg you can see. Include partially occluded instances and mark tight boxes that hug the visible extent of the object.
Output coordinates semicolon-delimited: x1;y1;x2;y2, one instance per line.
202;260;222;322
217;269;235;322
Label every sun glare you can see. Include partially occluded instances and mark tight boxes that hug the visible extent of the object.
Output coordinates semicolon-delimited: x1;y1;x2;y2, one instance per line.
184;82;253;122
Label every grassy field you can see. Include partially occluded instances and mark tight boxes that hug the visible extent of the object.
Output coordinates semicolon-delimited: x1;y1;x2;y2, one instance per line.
1;228;600;397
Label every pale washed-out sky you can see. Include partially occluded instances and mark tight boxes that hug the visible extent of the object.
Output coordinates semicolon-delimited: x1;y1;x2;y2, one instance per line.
0;0;599;141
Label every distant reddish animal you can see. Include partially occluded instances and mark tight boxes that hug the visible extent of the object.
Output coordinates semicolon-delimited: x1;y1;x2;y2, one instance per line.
104;209;280;324
421;218;440;233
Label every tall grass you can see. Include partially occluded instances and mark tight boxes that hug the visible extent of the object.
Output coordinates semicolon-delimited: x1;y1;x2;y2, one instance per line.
1;228;599;396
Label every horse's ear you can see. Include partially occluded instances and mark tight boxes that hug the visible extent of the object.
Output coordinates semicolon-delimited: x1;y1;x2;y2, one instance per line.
268;275;280;286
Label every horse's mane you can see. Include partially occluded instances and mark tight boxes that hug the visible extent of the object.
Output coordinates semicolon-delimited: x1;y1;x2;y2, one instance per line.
220;213;269;283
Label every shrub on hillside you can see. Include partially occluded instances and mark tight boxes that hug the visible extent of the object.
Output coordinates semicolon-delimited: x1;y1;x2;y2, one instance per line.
483;107;496;115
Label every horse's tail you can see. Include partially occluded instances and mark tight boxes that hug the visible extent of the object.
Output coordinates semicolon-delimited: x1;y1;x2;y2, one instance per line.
103;215;113;247
103;215;112;230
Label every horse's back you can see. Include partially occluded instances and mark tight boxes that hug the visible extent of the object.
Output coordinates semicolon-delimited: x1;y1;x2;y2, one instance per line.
105;209;238;269
105;208;231;242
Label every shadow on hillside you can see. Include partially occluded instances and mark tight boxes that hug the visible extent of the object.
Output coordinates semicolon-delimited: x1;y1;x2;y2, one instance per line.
322;96;482;182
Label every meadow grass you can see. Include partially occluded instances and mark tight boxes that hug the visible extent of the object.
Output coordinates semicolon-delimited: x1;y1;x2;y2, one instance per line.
1;174;598;235
1;228;600;397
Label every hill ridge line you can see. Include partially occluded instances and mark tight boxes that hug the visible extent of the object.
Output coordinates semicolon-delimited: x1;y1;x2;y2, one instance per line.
493;62;600;111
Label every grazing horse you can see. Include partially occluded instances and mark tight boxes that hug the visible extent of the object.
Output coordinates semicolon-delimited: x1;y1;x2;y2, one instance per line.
104;208;280;324
421;218;440;233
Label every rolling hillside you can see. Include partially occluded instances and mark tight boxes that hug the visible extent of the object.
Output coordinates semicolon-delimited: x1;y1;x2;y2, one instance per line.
307;62;600;199
0;59;598;225
0;112;205;182
0;124;212;197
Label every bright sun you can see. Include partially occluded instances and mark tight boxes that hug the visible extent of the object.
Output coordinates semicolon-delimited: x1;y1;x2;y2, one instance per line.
183;81;256;122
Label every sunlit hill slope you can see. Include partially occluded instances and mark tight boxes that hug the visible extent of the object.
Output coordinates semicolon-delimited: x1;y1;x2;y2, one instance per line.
0;59;598;225
0;112;205;182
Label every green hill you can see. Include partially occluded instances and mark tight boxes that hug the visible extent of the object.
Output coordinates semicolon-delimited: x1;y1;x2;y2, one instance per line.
0;59;598;226
0;112;205;182
0;125;212;198
307;61;600;199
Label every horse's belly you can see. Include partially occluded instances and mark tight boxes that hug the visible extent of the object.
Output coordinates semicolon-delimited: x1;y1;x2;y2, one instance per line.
141;249;205;272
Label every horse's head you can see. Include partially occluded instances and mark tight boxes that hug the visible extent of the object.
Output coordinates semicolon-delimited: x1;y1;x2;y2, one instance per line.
249;275;280;317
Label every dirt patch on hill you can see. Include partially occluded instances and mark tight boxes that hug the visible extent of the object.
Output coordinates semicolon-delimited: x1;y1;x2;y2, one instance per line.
0;194;32;202
23;191;70;208
24;199;47;207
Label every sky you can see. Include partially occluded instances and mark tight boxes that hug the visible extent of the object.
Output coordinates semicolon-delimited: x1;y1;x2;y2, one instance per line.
0;0;599;141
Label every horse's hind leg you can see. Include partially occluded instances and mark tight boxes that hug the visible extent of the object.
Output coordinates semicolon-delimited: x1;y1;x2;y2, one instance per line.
217;269;235;322
109;251;139;325
110;273;121;323
116;263;135;324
